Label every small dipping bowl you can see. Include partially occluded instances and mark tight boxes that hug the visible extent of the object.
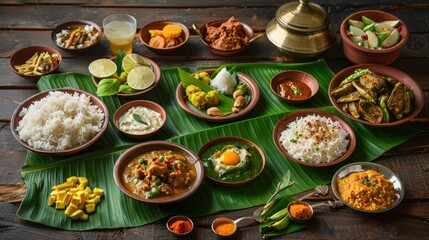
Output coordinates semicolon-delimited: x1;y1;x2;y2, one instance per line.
166;215;194;237
270;70;319;104
212;217;237;238
287;200;314;223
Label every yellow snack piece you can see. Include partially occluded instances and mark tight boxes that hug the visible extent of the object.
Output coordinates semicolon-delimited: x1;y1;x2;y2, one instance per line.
55;200;66;210
78;177;88;186
70;209;84;220
93;188;104;197
65;203;78;216
80;213;89;221
67;176;79;183
48;196;56;206
162;24;182;39
85;204;96;214
56;190;66;201
63;192;73;205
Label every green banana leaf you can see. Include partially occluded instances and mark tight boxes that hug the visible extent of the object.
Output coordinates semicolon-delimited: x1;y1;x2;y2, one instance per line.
17;59;420;231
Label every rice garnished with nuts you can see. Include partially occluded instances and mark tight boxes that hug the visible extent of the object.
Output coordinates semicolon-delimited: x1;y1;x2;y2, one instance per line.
16;91;105;151
280;114;349;164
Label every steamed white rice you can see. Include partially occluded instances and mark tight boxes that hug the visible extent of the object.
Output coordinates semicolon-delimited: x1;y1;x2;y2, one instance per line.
279;114;349;164
16;91;105;151
210;67;236;95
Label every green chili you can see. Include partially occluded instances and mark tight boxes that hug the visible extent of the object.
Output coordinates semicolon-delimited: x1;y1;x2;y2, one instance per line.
148;186;161;198
154;178;162;186
290;84;301;95
340;68;370;86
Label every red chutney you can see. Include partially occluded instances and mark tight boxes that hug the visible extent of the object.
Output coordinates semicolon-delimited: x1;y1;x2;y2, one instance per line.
168;218;193;234
278;80;312;100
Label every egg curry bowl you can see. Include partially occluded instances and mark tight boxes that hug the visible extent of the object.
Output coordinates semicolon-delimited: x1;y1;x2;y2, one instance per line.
197;136;266;186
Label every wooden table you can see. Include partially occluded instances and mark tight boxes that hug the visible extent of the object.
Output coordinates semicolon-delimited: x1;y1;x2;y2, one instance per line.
1;1;428;239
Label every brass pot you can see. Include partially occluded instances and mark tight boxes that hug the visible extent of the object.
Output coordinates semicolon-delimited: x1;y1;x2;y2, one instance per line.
266;0;336;59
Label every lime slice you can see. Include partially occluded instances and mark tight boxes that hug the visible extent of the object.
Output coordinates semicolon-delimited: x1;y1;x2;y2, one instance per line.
348;19;364;29
122;53;151;73
88;59;117;78
382;20;400;28
366;31;378;49
381;28;400;48
362;23;375;32
361;16;374;25
349;25;365;37
127;66;155;90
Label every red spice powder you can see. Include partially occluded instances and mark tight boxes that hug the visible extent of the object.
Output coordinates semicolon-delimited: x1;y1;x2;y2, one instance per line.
168;219;193;234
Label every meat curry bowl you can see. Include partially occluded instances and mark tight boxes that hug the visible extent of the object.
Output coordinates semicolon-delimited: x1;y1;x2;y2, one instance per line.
113;141;204;204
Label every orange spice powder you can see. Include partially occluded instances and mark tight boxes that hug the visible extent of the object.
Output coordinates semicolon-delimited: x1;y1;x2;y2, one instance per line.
168;219;193;234
289;202;312;220
214;220;236;236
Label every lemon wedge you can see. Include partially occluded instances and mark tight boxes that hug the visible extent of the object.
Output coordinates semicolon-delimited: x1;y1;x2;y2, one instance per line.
122;53;151;73
127;66;155;90
88;59;117;79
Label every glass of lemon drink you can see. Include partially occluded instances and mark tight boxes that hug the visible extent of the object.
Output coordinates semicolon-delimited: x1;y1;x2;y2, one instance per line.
103;14;137;55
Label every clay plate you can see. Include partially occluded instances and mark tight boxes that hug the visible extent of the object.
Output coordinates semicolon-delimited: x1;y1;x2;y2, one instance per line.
51;20;102;52
113;141;204;204
10;88;109;156
175;69;260;122
273;109;356;167
329;64;424;127
113;100;167;139
139;20;189;55
9;45;62;80
331;162;404;213
92;56;161;98
197;136;266;186
270;70;319;103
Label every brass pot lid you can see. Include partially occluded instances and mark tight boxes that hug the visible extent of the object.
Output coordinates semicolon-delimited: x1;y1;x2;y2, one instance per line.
276;0;329;33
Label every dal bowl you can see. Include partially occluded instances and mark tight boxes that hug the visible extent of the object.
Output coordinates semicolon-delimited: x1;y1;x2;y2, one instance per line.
113;100;166;139
51;20;102;52
194;18;254;56
139;20;189;55
329;64;424;127
113;141;204;205
331;162;404;213
9;45;62;80
340;10;409;65
273;109;356;167
10;88;109;156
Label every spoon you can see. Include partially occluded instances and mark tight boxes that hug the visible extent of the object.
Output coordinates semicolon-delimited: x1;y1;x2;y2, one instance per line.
298;184;329;201
192;24;204;39
249;33;264;43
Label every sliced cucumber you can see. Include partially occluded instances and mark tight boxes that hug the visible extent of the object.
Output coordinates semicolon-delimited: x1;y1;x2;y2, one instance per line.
362;16;375;25
381;28;400;48
375;22;394;33
366;31;378;49
349;19;365;29
382;20;400;28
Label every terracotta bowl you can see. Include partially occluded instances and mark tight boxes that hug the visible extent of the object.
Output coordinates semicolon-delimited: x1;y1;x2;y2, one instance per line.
176;69;260;122
195;19;254;56
113;100;166;139
340;10;409;65
331;162;405;213
51;20;102;52
10;88;109;156
166;215;194;237
92;56;161;98
139;21;189;55
329;64;424;127
273;109;356;167
113;141;204;205
9;45;62;80
270;70;319;103
197;136;266;186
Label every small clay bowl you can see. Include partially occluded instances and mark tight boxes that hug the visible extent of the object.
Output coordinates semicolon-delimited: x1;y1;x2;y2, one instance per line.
287;200;314;223
51;20;102;52
340;10;409;65
9;45;62;80
139;20;189;55
166;215;194;237
194;19;254;56
10;88;109;156
211;217;237;238
113;100;166;139
270;70;319;103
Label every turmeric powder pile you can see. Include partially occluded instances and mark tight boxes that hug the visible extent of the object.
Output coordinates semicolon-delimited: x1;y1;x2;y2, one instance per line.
288;202;312;220
48;176;104;221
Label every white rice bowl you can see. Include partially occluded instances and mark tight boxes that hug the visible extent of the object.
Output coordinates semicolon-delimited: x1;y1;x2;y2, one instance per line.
279;114;349;164
16;91;105;151
210;67;237;95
